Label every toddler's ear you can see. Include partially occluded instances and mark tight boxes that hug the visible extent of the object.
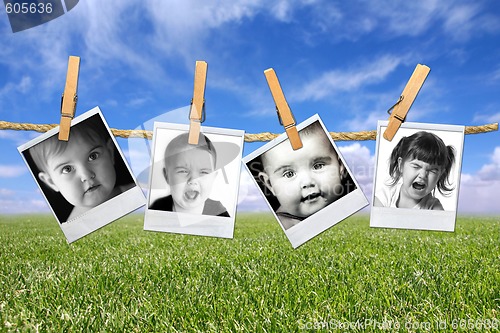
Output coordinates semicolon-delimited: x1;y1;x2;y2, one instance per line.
338;158;347;179
163;167;169;185
258;171;275;196
106;139;115;164
38;172;59;192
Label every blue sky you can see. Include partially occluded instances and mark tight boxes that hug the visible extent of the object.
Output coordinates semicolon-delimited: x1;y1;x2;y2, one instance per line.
1;0;499;214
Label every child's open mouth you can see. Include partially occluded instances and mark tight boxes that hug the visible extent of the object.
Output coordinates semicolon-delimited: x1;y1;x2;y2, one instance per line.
412;181;426;191
184;190;199;201
301;192;321;203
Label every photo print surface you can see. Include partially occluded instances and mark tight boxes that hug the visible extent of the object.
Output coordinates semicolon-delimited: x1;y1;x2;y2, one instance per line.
243;114;369;248
18;107;146;243
370;121;464;231
144;122;244;238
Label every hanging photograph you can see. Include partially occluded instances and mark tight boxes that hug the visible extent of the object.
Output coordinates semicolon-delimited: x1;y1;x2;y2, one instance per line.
18;107;146;243
371;121;465;231
243;114;368;248
144;122;244;238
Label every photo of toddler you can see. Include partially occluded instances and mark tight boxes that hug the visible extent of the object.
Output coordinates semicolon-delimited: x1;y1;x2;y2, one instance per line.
370;121;464;232
144;122;244;239
149;132;229;217
247;119;357;230
374;131;456;210
18;107;146;243
24;113;135;222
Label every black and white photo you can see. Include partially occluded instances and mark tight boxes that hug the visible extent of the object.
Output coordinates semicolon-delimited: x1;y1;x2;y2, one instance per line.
18;107;146;243
370;121;464;231
244;114;368;248
144;122;244;238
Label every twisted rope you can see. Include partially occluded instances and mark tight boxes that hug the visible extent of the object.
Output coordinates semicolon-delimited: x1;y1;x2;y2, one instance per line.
0;120;497;142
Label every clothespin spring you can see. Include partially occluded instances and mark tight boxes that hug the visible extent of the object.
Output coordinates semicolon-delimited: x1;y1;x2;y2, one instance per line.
276;106;298;129
189;98;206;123
386;95;405;122
60;93;78;119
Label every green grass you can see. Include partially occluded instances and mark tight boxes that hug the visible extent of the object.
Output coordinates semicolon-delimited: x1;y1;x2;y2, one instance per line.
0;214;499;332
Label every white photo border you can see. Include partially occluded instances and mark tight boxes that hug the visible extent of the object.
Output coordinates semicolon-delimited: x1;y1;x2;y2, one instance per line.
144;122;245;239
243;114;369;248
17;107;146;243
370;121;465;232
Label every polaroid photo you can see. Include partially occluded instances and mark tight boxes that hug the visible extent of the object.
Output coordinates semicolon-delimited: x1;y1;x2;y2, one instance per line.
144;122;244;238
370;121;465;231
243;114;369;248
18;107;146;243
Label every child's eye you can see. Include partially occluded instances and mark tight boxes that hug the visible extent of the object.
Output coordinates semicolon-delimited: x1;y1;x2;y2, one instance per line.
430;169;439;174
88;152;100;161
312;162;325;170
61;166;73;174
282;170;295;179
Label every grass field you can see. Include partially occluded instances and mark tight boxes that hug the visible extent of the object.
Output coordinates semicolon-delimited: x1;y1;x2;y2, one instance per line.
0;213;499;332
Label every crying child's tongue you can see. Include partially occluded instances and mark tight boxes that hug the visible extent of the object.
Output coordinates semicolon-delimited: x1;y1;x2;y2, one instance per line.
185;190;199;200
412;182;426;190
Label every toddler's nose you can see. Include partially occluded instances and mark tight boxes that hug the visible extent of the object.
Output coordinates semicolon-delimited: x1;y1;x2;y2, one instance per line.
300;172;316;189
187;175;199;185
418;169;429;180
80;168;95;182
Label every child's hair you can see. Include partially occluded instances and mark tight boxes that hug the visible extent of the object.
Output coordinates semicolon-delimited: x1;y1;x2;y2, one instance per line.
299;120;324;137
164;132;217;167
389;131;456;195
28;114;110;173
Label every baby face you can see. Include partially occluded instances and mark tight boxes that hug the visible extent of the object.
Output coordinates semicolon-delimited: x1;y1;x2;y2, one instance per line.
398;157;441;205
260;132;343;218
164;147;216;213
39;136;116;209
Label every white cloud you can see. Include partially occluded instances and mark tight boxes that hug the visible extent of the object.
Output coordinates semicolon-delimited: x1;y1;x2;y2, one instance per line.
0;76;32;98
145;0;265;66
443;4;500;41
343;111;386;132
0;165;27;178
0;130;34;146
477;147;500;181
296;0;499;44
458;146;500;213
339;143;375;203
368;0;441;37
0;199;49;214
0;188;50;213
473;112;500;124
493;67;500;81
126;97;151;108
291;55;404;102
0;189;15;196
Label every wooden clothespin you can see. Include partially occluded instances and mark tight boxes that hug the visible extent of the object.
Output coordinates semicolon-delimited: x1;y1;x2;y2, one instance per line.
58;56;80;141
264;68;302;150
383;64;430;141
188;61;208;145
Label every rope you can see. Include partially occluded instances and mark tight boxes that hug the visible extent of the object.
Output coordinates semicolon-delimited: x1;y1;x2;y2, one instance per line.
0;120;497;142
